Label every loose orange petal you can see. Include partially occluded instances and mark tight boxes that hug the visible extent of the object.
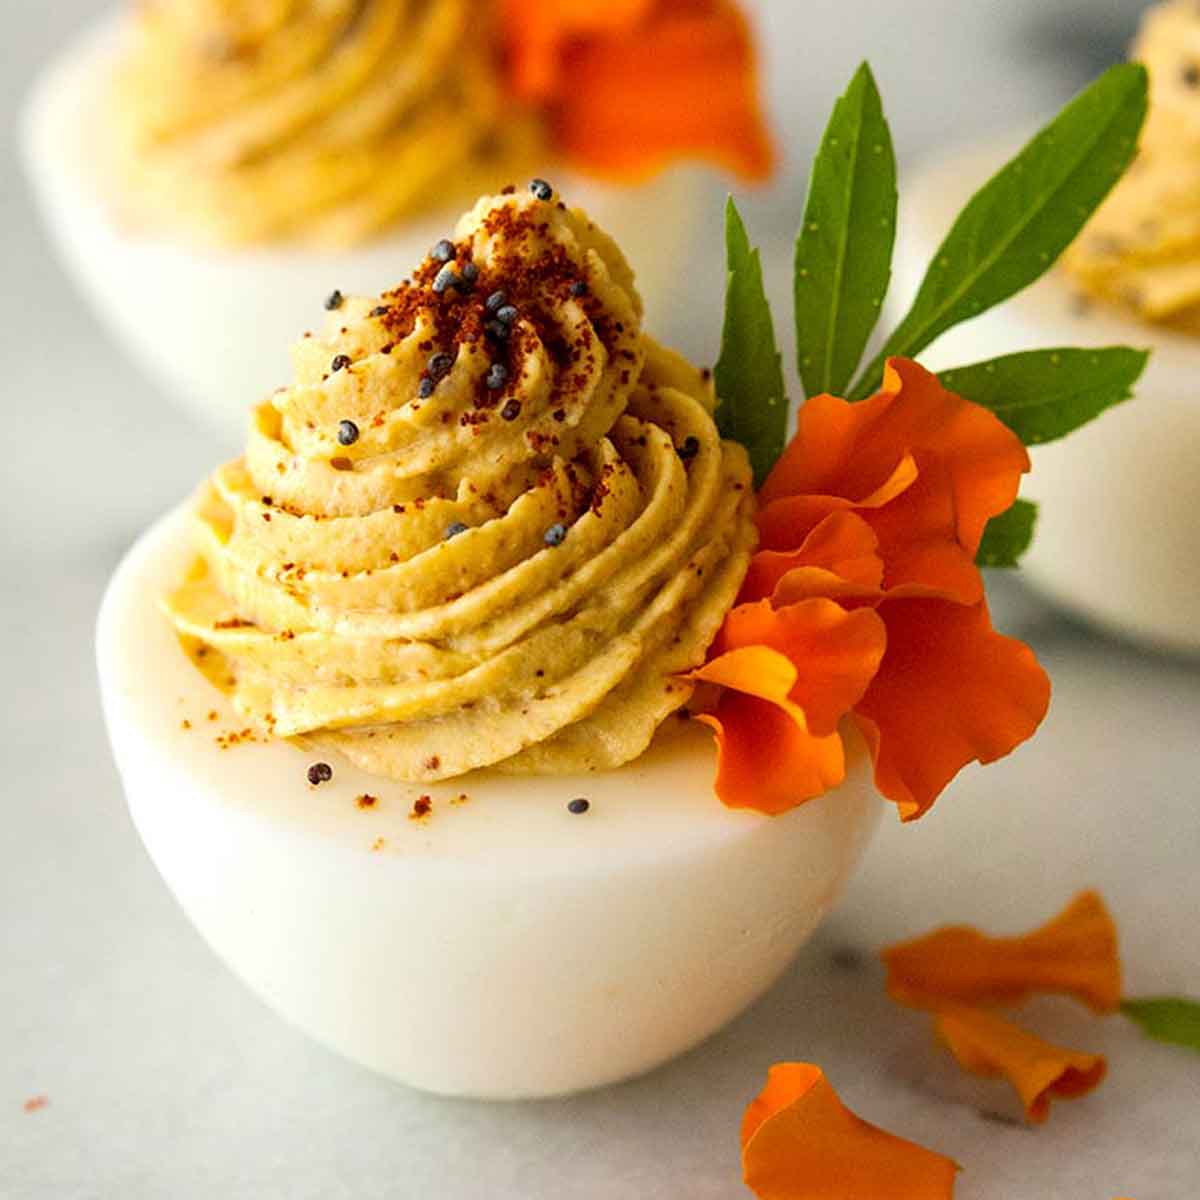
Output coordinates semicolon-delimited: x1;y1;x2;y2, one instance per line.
934;1006;1107;1124
513;0;774;181
696;689;845;816
853;595;1050;820
742;1063;958;1199
741;511;883;604
882;891;1122;1013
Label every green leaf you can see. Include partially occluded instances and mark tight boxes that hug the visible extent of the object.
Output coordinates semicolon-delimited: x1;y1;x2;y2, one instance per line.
976;500;1037;568
794;62;897;399
850;62;1149;400
1122;997;1200;1053
714;196;787;488
938;347;1149;446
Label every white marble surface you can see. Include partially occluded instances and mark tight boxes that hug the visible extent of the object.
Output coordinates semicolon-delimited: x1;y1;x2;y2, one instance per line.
3;2;1198;1196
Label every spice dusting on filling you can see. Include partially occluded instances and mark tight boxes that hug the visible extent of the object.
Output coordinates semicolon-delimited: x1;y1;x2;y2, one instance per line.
164;189;757;783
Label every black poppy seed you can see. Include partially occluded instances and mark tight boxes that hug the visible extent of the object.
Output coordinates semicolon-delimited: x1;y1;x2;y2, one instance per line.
307;762;333;785
324;289;344;311
486;363;509;390
331;354;351;373
485;319;510;341
427;351;454;377
529;178;553;201
567;797;590;815
570;280;589;298
417;376;435;399
337;419;359;446
485;290;507;314
370;304;390;317
544;522;567;547
495;304;519;325
444;521;469;540
431;238;455;262
432;264;460;294
461;262;479;284
501;398;522;421
677;435;700;461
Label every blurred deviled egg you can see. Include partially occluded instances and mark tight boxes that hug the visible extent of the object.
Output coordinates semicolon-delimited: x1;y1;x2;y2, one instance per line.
893;0;1200;655
23;0;773;441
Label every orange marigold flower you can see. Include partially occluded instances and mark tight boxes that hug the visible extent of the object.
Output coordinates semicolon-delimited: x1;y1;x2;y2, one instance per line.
498;0;774;181
882;891;1122;1015
933;1005;1107;1124
741;1063;958;1199
696;357;1050;819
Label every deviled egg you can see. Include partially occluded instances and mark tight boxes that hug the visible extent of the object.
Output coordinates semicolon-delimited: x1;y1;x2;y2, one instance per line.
99;187;880;1098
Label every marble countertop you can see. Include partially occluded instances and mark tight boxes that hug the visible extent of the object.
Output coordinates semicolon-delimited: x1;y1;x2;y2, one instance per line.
3;2;1197;1196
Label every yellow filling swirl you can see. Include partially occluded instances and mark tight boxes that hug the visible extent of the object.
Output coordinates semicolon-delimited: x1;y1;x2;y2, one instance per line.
165;190;757;780
110;0;539;244
1064;0;1200;330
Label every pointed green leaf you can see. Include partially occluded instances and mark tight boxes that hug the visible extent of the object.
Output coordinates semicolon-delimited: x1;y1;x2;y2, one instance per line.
976;499;1037;568
1122;997;1200;1053
850;62;1149;399
714;196;787;487
794;62;897;399
939;346;1149;445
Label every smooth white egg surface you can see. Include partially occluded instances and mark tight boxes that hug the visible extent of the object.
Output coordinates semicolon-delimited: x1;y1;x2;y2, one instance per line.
894;140;1200;656
22;16;706;446
97;506;883;1099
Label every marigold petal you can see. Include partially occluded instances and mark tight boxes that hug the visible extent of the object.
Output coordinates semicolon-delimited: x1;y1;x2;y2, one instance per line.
741;1063;959;1199
693;643;799;703
858;453;983;602
710;599;887;735
756;494;847;556
934;1006;1107;1124
868;359;1030;556
696;693;845;815
759;360;1028;558
771;569;882;608
544;1;774;181
853;596;1050;820
882;891;1122;1013
499;0;655;99
759;393;885;507
742;511;883;603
